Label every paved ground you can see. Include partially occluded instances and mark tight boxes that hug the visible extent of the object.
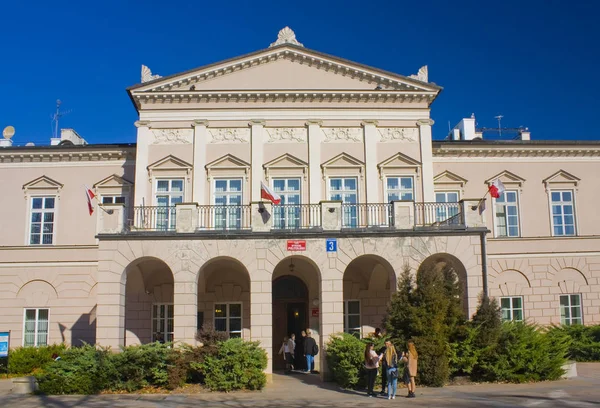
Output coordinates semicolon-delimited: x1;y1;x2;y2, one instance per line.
1;364;599;407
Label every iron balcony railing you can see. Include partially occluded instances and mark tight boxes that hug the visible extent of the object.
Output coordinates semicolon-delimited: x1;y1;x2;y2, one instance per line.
272;204;322;230
131;206;177;231
341;203;393;229
414;202;463;227
197;204;252;230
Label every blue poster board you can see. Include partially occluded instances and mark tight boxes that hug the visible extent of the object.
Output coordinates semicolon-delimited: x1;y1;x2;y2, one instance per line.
0;332;9;358
326;238;337;252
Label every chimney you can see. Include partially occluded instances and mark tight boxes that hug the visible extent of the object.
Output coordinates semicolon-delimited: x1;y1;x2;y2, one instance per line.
519;129;531;140
448;117;478;141
0;138;12;147
51;129;88;146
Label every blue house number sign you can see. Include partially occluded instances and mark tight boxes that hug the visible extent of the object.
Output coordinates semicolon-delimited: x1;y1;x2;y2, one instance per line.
326;239;337;252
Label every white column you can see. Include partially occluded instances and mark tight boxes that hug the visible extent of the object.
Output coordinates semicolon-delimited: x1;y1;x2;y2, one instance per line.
250;120;265;202
362;120;379;204
192;120;208;204
307;120;323;204
418;119;435;202
133;121;151;207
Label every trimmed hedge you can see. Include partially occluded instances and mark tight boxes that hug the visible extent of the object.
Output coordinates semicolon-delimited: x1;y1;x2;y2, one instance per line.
547;324;600;362
7;344;66;375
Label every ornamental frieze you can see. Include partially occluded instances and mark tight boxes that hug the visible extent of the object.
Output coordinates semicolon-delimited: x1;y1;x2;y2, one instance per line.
378;128;419;143
266;128;307;143
151;129;193;145
323;128;362;143
209;128;250;144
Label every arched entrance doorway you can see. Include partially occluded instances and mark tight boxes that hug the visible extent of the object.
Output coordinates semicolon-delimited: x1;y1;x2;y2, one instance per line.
418;253;468;316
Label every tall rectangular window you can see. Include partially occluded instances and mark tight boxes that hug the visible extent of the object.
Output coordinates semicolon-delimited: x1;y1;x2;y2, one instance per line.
386;177;414;202
495;191;520;237
330;178;358;228
560;294;582;325
343;300;361;337
30;197;55;245
152;303;174;342
213;179;243;229
214;303;242;338
156;179;183;230
435;191;460;223
23;308;49;347
500;296;523;321
273;178;301;229
551;191;576;236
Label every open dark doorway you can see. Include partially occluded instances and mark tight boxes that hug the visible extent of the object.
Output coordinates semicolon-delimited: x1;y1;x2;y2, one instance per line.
272;275;308;371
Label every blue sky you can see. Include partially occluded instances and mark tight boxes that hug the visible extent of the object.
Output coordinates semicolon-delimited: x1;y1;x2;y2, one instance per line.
1;0;599;145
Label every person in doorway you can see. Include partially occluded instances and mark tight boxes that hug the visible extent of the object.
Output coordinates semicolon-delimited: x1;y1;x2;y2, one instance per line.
401;340;418;398
295;330;306;371
287;333;296;371
303;329;317;373
384;341;399;400
364;342;381;397
278;336;291;373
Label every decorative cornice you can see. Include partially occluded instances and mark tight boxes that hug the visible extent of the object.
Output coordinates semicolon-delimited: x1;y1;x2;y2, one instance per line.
249;119;266;126
433;145;600;159
134;120;150;128
305;120;323;126
417;119;435;126
0;149;134;164
269;27;304;48
192;119;209;127
361;120;379;126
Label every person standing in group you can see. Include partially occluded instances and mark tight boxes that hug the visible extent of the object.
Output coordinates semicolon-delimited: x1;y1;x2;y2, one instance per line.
287;333;296;371
278;336;291;373
384;341;399;400
303;329;318;373
401;340;418;398
364;342;381;397
296;330;306;371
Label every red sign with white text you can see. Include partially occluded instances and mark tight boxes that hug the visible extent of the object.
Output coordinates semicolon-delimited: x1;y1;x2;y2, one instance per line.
287;240;306;251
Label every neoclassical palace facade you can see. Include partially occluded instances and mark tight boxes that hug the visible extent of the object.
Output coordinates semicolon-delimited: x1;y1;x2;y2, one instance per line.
1;28;599;377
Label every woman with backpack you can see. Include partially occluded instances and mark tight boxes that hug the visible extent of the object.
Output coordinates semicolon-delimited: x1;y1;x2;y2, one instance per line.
303;329;318;373
383;340;399;399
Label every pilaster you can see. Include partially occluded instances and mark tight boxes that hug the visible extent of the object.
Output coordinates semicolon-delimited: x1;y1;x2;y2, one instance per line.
418;119;435;202
307;120;323;204
250;265;273;374
133;121;151;207
362;120;379;204
250;120;265;202
192;120;209;205
173;276;198;346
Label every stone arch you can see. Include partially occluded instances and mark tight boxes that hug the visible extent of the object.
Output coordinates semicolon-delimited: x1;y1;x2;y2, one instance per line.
123;256;174;345
417;253;469;316
342;254;396;337
490;269;532;297
553;267;589;294
197;256;251;339
17;280;58;307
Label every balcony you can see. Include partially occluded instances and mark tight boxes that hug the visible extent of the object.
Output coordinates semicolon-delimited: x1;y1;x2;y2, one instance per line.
98;200;486;236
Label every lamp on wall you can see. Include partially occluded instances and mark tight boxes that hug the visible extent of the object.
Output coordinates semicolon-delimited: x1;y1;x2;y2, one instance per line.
312;298;319;306
289;257;295;273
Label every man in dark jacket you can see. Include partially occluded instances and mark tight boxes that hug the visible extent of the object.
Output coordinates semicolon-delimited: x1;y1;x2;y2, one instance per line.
303;328;317;373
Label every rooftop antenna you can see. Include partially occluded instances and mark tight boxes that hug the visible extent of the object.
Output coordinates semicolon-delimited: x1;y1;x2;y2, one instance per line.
51;100;71;139
494;115;504;138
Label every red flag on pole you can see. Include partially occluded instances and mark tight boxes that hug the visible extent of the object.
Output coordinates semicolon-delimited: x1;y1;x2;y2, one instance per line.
84;186;96;215
488;179;505;199
260;181;281;204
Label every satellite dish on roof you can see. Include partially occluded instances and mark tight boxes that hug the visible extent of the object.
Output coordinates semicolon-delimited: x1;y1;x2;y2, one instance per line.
3;126;15;139
26;142;35;146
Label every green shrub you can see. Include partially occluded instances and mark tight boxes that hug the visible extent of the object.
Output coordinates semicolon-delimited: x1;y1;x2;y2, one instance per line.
196;322;229;346
547;324;600;362
448;324;480;377
36;345;116;394
326;333;366;389
193;338;267;392
8;344;67;375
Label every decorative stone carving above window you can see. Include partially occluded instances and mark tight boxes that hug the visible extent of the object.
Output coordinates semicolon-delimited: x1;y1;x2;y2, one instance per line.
209;128;250;144
377;152;421;179
265;128;307;143
321;153;364;180
434;171;468;194
147;155;192;182
151;129;193;145
263;153;308;180
485;170;526;193
205;154;251;180
542;169;580;192
322;128;362;143
378;128;419;143
22;175;63;199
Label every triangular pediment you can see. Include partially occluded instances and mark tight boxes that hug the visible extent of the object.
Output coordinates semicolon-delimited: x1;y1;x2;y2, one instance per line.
147;155;192;171
321;152;364;169
93;174;133;189
23;175;63;190
263;153;308;169
434;171;468;187
485;170;526;186
130;45;440;94
543;170;580;186
206;154;250;170
377;152;421;169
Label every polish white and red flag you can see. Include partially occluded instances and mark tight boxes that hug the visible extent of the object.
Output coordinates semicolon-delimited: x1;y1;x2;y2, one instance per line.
84;186;96;215
488;179;505;199
260;181;281;204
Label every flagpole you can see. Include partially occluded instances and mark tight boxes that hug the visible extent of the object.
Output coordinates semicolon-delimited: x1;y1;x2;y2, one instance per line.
83;185;113;214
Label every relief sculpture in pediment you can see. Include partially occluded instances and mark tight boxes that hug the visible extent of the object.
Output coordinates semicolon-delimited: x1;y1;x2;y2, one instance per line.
209;128;250;144
379;128;418;142
152;129;193;145
266;128;307;143
323;128;362;143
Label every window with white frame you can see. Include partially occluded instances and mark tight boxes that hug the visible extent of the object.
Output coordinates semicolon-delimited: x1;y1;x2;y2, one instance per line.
155;179;183;230
23;308;49;347
435;191;460;223
500;296;523;321
330;178;358;228
551;191;576;236
386;177;414;202
152;303;174;343
273;178;301;229
343;300;361;337
560;294;582;325
213;179;243;229
29;197;56;245
495;190;520;237
214;303;242;338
